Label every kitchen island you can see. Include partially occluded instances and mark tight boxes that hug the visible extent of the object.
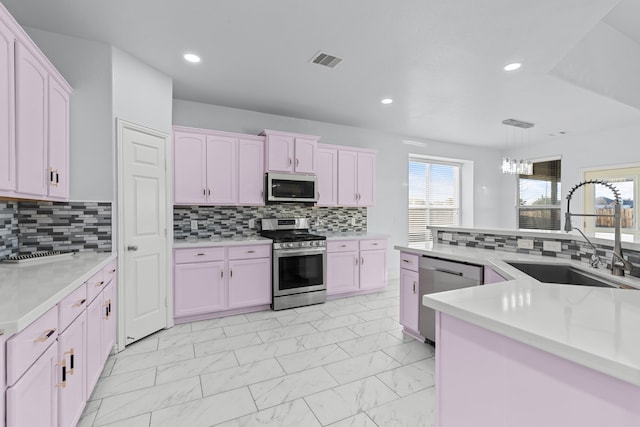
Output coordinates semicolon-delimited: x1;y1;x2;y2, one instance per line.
396;243;640;427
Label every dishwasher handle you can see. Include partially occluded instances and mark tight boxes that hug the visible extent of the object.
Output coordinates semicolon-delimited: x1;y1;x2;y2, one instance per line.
434;268;464;277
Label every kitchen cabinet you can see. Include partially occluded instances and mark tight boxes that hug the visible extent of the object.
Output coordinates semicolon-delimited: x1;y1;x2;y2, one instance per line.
316;145;338;206
261;129;319;174
0;4;71;201
399;252;420;335
174;243;272;321
173;127;265;206
327;238;387;296
337;149;376;207
58;311;87;427
238;137;265;205
6;341;59;427
0;16;14;192
0;335;6;427
484;266;507;284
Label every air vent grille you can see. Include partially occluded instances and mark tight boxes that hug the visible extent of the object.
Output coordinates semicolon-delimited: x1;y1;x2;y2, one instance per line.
310;51;343;68
502;118;535;129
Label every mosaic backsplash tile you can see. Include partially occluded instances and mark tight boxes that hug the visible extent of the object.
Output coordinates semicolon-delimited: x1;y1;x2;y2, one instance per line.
0;201;19;259
16;201;112;255
174;205;366;239
436;230;640;278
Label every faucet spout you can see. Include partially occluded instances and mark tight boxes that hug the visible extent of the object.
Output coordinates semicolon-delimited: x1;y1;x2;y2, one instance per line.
564;179;631;277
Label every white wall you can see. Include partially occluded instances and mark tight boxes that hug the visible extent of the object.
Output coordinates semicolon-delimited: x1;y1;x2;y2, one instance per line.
24;27;113;201
501;124;640;229
173;99;505;278
111;47;173;135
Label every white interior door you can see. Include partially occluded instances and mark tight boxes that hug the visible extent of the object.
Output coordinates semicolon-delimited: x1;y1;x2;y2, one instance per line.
118;120;169;346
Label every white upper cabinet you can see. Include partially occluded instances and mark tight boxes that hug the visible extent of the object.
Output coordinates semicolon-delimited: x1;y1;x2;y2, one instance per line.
261;129;319;174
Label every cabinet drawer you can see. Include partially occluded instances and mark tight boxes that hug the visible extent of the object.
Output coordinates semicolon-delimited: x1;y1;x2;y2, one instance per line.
6;305;58;386
104;259;117;285
228;245;271;260
400;252;419;272
359;239;387;251
58;282;87;333
175;247;225;264
327;240;358;253
86;268;106;304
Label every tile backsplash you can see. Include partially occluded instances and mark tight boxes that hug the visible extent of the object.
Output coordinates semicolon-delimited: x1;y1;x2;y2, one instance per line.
0;200;112;259
436;229;640;278
174;205;366;239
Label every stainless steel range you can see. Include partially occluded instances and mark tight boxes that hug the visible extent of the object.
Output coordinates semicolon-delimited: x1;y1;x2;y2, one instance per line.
260;218;327;310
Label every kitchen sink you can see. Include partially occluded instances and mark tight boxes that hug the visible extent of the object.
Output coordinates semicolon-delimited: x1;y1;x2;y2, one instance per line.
505;261;631;289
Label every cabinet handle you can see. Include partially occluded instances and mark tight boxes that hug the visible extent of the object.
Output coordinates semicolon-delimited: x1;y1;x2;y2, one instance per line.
413;281;416;294
56;172;59;184
289;158;292;165
34;328;56;343
340;244;347;248
196;253;205;256
355;257;359;265
296;158;299;166
247;250;255;253
72;298;86;308
110;269;116;273
361;257;365;265
65;348;75;375
208;188;211;196
56;359;67;388
230;269;233;278
372;243;378;246
95;280;106;287
203;189;206;196
221;270;223;279
403;259;411;263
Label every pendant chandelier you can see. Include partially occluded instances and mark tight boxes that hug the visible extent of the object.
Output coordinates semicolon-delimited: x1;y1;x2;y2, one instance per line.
501;118;534;175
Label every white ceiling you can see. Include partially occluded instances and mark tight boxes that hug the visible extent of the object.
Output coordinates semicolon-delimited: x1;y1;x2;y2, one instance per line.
4;0;640;147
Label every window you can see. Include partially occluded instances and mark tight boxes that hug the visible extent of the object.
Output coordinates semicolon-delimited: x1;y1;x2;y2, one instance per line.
583;166;639;241
517;159;562;230
408;156;460;245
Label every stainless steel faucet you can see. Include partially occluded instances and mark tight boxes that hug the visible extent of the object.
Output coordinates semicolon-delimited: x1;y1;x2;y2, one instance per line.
564;179;633;276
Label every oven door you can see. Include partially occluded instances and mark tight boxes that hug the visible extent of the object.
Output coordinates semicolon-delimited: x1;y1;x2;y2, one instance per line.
273;248;326;297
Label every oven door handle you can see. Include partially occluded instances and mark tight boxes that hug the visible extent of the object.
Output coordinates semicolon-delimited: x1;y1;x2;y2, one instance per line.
275;248;326;257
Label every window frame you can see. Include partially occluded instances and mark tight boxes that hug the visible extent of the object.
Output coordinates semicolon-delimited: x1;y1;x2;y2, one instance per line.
516;157;562;231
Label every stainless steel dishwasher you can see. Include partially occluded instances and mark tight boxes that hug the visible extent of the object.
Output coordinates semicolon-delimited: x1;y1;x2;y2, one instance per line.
419;256;483;343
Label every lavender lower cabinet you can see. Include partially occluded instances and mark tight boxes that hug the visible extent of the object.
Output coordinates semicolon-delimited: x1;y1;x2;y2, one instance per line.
359;249;386;290
0;335;6;427
174;261;226;317
86;292;104;395
326;250;359;295
327;239;388;296
102;281;117;363
436;313;640;426
58;312;87;427
399;268;419;334
6;341;59;427
227;258;271;309
484;266;507;284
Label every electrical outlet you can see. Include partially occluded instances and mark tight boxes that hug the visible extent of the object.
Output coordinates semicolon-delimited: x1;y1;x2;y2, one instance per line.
248;219;255;228
190;220;198;231
543;240;562;252
442;232;453;241
351;217;357;226
517;239;534;250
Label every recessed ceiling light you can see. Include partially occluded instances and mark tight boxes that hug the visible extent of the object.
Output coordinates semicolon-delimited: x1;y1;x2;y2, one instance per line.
381;98;393;105
184;53;201;63
503;62;521;71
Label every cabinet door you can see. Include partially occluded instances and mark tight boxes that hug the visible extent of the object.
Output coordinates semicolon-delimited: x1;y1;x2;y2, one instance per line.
206;135;237;204
173;131;207;204
47;76;70;199
59;312;87;427
326;251;359;295
15;42;48;197
0;18;15;192
316;147;337;206
174;261;226;317
359;249;386;290
86;294;103;395
400;269;419;333
1;335;6;427
6;341;58;427
102;281;117;363
356;152;376;206
294;137;317;173
237;138;265;205
266;134;294;172
337;150;358;207
228;258;271;309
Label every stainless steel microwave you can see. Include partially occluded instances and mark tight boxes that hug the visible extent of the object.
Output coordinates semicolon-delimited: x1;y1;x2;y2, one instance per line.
266;173;318;203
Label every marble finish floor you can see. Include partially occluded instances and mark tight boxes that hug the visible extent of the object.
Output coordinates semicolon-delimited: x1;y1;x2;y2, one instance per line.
79;280;436;426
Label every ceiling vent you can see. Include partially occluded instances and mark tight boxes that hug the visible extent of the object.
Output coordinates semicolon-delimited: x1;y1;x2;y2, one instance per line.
502;118;535;129
310;51;343;68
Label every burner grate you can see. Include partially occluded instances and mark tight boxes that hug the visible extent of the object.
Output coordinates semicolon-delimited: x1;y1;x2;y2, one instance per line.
2;251;74;265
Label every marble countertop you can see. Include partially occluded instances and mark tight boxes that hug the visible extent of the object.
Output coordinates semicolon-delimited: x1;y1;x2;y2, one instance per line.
0;252;116;336
174;236;272;248
320;232;389;241
395;243;640;386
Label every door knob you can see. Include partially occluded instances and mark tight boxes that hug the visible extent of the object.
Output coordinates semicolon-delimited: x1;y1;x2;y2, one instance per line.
127;245;139;251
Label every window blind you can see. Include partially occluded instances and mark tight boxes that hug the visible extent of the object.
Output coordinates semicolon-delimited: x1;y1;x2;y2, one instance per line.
408;158;460;244
517;159;561;230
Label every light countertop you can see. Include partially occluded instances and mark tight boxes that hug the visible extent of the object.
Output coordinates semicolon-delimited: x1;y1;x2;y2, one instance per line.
0;252;116;336
395;243;640;386
174;236;272;249
321;232;389;240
